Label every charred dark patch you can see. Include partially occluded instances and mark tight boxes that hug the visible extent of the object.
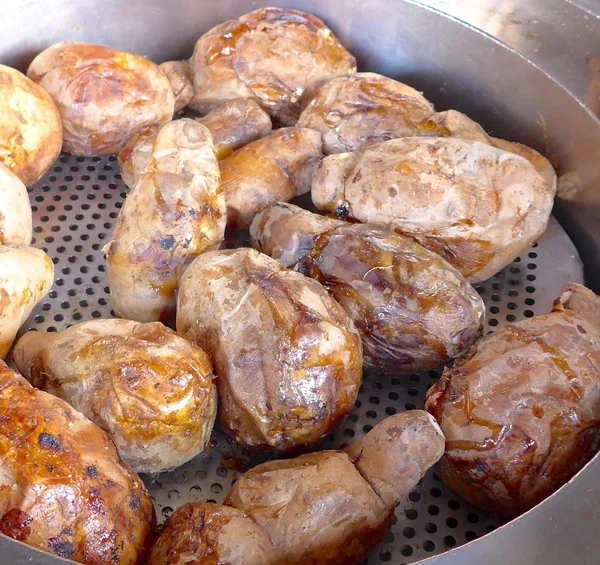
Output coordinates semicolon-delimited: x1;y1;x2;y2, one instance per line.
577;324;587;334
48;538;74;559
87;465;98;478
129;493;142;509
158;235;176;250
47;465;55;473
0;509;32;541
38;433;62;452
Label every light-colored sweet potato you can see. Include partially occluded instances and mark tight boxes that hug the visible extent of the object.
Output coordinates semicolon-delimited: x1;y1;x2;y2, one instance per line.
13;319;217;474
28;42;174;155
159;60;194;112
0;163;32;246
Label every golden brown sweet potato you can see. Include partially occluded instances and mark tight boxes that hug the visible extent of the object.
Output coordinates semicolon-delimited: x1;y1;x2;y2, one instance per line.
188;7;356;125
0;246;54;358
0;163;32;246
226;411;444;565
312;137;555;283
176;248;362;452
0;64;62;185
147;503;275;565
0;361;155;564
13;319;217;474
425;283;600;516
106;119;224;323
297;72;434;154
220;127;322;229
27;42;174;155
159;60;194;112
197;98;272;160
251;203;485;373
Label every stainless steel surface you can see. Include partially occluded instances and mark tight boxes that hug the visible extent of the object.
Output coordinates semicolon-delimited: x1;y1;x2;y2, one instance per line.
0;1;599;564
420;0;600;116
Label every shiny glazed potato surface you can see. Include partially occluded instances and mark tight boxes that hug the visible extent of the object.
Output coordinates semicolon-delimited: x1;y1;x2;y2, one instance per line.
106;119;224;323
27;42;174;156
425;284;600;516
176;247;363;452
13;319;218;474
251;203;485;373
188;7;356;125
0;64;62;186
0;361;155;565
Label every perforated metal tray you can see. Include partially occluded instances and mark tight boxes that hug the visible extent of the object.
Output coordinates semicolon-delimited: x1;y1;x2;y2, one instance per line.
18;152;584;565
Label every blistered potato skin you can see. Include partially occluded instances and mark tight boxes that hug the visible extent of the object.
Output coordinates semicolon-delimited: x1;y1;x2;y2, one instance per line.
189;7;356;125
197;98;272;160
0;246;54;358
312;137;555;283
176;248;362;452
298;72;434;154
27;42;174;156
0;361;155;565
159;60;194;112
226;411;444;565
252;204;484;372
147;503;275;565
220;127;322;230
0;64;62;185
13;319;217;474
425;284;600;517
0;163;32;246
106;119;224;323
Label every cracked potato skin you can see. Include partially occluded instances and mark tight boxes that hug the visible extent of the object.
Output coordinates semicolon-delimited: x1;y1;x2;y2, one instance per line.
220;127;322;230
27;42;174;156
176;248;362;452
425;284;600;517
0;64;62;185
0;361;155;565
147;503;275;565
13;319;217;474
312;137;555;283
251;203;485;373
297;72;434;154
188;7;356;125
106;119;224;323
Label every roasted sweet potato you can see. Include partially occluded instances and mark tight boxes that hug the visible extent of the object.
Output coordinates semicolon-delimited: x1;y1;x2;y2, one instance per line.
297;72;434;154
425;283;600;516
197;98;271;160
106;119;224;323
220;127;322;229
188;7;356;125
251;203;485;372
312;137;555;283
0;245;54;358
176;248;362;451
147;503;275;565
159;60;194;112
27;42;174;155
226;411;444;565
0;361;155;564
0;64;62;185
14;319;217;474
0;163;32;246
